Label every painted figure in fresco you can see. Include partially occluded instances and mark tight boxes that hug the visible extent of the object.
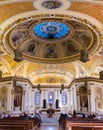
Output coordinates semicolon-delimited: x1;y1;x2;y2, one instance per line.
65;42;77;55
46;45;57;58
67;43;77;54
27;44;36;53
42;1;61;9
81;34;91;47
12;33;22;43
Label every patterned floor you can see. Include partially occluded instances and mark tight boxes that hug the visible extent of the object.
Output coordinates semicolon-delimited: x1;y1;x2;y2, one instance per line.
37;124;60;130
37;112;60;130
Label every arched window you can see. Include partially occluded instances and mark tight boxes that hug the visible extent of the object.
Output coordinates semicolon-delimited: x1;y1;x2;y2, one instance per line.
62;91;67;105
35;92;40;105
48;91;53;104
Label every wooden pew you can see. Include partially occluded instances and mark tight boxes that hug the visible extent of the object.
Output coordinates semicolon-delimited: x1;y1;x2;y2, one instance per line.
0;119;34;130
66;121;103;130
0;124;25;130
0;122;30;130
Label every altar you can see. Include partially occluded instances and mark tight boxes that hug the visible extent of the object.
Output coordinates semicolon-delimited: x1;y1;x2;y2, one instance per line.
40;108;60;118
47;108;55;118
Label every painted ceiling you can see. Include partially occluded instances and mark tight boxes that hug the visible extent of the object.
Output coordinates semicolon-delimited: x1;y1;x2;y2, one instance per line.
0;0;103;86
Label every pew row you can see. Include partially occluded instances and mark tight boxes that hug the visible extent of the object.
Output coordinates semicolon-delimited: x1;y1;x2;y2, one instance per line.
66;122;103;130
0;118;36;130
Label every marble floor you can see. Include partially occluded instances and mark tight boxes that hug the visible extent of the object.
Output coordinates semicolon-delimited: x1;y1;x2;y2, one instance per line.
37;124;61;130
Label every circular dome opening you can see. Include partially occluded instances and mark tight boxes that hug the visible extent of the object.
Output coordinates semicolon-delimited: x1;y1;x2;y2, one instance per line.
34;22;69;39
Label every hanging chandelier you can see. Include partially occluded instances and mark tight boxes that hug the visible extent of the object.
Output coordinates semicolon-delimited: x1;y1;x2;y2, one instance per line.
14;49;23;62
99;48;103;80
80;20;89;63
80;49;89;62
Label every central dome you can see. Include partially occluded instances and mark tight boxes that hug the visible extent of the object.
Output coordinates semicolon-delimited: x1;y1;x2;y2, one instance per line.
5;16;99;63
34;22;69;39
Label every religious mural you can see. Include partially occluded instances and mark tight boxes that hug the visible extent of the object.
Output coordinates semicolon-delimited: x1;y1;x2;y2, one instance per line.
11;31;28;47
45;44;57;58
75;31;92;47
42;1;62;9
69;21;85;29
63;41;78;56
25;41;39;55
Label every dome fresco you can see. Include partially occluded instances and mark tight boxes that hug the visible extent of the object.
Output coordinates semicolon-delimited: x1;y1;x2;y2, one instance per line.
5;17;98;63
0;0;103;82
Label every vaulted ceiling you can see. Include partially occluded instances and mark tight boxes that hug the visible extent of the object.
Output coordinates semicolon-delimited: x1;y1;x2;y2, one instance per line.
0;0;103;86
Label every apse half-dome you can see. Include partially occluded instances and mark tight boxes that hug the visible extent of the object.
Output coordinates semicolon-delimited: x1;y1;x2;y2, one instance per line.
5;17;99;63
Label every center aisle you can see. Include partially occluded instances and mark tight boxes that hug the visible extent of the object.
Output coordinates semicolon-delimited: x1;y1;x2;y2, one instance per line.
36;112;60;130
37;124;60;130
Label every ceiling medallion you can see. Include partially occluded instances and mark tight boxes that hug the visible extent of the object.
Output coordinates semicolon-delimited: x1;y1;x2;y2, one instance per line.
42;0;62;9
34;22;69;39
33;0;71;10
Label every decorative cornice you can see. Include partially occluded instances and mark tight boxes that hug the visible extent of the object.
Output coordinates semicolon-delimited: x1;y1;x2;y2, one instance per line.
68;77;103;88
0;76;69;88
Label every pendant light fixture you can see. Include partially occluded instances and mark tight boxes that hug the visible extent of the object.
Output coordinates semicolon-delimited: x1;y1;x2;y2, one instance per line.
14;21;23;62
99;46;103;80
80;20;89;62
0;46;3;79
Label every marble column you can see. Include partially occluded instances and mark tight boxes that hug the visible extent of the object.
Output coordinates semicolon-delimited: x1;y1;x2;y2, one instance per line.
67;89;71;113
40;90;44;108
88;90;91;112
76;91;80;111
22;91;25;112
72;88;74;111
11;89;14;111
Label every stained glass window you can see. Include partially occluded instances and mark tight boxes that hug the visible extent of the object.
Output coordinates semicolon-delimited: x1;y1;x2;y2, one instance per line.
35;92;40;105
48;91;53;104
62;91;67;105
34;22;69;39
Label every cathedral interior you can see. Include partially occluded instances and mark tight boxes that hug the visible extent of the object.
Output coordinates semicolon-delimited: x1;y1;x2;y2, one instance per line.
0;0;103;118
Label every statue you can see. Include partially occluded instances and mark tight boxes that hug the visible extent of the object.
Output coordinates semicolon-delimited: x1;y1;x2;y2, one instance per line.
47;108;54;118
14;96;19;107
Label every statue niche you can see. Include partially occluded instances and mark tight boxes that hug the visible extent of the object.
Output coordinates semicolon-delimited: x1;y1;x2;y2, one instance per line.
79;86;88;111
14;86;22;111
